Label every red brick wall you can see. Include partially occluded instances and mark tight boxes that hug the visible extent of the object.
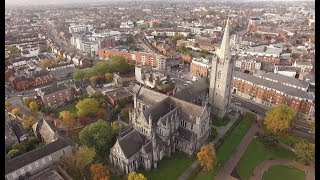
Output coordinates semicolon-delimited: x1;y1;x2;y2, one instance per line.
42;89;75;107
190;63;209;77
232;79;314;115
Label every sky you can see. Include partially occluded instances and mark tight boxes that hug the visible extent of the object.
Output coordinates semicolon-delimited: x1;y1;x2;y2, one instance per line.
5;0;314;6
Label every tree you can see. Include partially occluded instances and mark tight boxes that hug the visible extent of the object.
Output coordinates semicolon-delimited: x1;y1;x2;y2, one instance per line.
76;98;100;117
59;111;76;128
22;97;35;107
90;163;110;180
110;56;131;74
263;105;298;134
74;145;96;173
294;140;314;164
8;149;24;158
22;116;37;130
8;46;21;54
92;62;109;76
79;120;115;156
11;108;20;116
127;172;147;180
73;69;86;80
56;54;63;61
105;73;113;83
257;133;279;148
29;101;39;112
197;143;218;171
5;100;11;109
40;59;53;68
310;119;315;135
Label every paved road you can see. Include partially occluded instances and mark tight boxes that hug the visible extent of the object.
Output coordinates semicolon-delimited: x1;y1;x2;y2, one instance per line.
250;159;315;180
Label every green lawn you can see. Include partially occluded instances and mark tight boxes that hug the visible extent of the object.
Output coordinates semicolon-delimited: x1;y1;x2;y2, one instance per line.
194;113;254;180
236;139;295;180
212;116;231;127
276;134;303;147
55;102;77;116
262;165;306;180
209;128;219;141
143;153;196;180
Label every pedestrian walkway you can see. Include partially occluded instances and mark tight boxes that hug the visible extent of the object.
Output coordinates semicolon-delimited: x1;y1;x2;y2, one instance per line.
215;123;260;180
250;159;315;180
178;113;240;180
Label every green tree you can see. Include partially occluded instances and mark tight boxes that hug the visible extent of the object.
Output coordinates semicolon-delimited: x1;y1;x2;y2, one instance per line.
128;172;147;180
294;140;314;164
263;105;298;134
79;120;115;156
92;62;109;76
22;116;37;130
110;56;130;74
8;149;24;158
76;98;100;117
74;145;96;174
73;69;86;80
29;101;39;112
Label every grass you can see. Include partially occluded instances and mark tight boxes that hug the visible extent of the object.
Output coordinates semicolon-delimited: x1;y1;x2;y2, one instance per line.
262;165;306;180
276;134;303;147
55;102;77;116
212;116;231;127
209;128;219;141
194;113;254;180
236;139;296;180
143;153;196;180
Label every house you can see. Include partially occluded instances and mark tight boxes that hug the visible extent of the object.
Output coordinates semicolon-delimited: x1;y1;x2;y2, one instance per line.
105;87;133;107
5;127;74;180
235;56;261;72
73;79;91;93
135;65;168;88
86;85;97;96
37;83;76;108
113;73;124;87
12;122;28;142
274;66;296;78
190;57;212;77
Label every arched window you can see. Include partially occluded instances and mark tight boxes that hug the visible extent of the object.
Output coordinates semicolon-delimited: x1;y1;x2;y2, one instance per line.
217;71;221;79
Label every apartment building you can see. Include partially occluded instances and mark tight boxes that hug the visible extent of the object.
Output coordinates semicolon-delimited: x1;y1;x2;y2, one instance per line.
190;57;212;77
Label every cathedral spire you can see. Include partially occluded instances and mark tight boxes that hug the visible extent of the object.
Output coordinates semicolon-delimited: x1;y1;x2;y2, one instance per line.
218;17;231;61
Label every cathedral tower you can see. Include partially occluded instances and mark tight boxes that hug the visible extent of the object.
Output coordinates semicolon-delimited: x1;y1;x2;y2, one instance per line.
209;18;233;118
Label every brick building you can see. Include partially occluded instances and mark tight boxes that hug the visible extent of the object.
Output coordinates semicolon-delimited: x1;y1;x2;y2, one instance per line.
37;83;76;108
235;56;261;72
8;71;54;91
98;49;166;70
190;57;212;77
232;71;314;119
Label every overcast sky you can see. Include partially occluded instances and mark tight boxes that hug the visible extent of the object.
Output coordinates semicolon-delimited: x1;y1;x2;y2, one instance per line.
5;0;314;6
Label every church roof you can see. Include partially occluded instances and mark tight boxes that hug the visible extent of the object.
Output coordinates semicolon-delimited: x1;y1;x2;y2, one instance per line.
177;127;196;143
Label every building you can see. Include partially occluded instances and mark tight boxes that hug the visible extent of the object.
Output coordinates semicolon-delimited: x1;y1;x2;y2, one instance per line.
105;87;133;107
232;71;314;119
12;122;28;142
293;61;313;73
190;57;212;77
241;43;283;57
99;49;166;70
235;56;261;72
274;66;296;78
5;119;75;180
209;18;234;118
135;65;168;88
68;24;93;34
120;21;134;29
37;83;75;108
109;85;210;173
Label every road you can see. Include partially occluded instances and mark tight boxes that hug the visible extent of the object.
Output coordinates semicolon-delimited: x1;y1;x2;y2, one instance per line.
231;94;312;137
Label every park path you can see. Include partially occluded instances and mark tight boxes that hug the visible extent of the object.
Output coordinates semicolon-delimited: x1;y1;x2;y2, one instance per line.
215;122;261;180
178;112;240;180
250;159;315;180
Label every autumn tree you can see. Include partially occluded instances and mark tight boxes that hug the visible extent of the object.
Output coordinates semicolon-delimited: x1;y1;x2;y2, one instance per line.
197;143;218;171
29;101;39;112
22;97;35;106
59;111;76;128
109;56;131;74
310;119;315;135
76;98;100;117
79;120;115;156
263;105;298;134
40;59;55;68
105;73;113;83
90;163;110;180
11;108;20;116
294;140;315;164
5;100;11;109
74;145;96;175
73;69;86;80
56;54;63;61
127;172;147;180
22;116;37;130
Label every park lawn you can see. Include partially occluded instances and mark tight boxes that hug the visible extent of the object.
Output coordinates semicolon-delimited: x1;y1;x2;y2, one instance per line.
55;102;77;116
262;165;306;180
194;114;253;180
276;134;303;147
236;139;295;180
212;116;231;127
209;128;219;141
143;153;196;180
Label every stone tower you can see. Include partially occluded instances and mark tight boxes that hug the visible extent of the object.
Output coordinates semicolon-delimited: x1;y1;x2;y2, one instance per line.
209;18;233;118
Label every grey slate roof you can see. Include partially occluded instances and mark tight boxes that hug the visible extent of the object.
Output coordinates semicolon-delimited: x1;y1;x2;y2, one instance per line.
5;135;74;174
40;83;69;96
32;119;57;144
177;127;196;143
259;72;309;89
234;71;313;100
12;122;28;139
173;77;209;104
